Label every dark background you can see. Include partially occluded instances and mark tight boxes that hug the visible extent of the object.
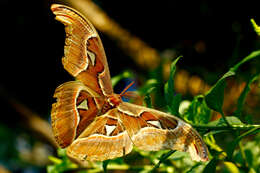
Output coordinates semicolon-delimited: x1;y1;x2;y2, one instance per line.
0;0;259;172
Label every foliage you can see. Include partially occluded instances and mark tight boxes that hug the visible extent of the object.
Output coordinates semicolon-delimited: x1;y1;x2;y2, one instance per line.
251;19;260;36
47;23;260;173
47;149;78;173
164;56;183;116
47;49;260;173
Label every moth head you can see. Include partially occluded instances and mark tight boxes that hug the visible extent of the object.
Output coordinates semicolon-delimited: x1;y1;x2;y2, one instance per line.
108;81;135;106
108;94;121;106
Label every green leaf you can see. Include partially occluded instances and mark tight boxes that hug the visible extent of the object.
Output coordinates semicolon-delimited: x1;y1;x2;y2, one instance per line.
202;158;218;173
167;93;182;116
151;150;176;172
242;138;260;169
164;56;182;115
47;149;78;173
227;127;260;160
184;95;211;124
249;168;257;173
205;71;234;115
234;74;259;117
143;87;156;108
251;19;260;36
48;156;62;164
138;79;159;95
186;163;202;173
207;116;244;127
47;155;78;173
223;161;240;173
144;94;152;108
57;148;67;157
245;149;253;167
224;116;244;126
103;160;110;173
205;50;260;125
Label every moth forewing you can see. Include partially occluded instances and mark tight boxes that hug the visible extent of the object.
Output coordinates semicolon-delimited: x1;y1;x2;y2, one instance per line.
51;4;113;97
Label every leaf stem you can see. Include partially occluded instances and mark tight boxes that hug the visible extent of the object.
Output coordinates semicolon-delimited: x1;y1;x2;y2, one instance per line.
192;124;260;131
220;112;232;127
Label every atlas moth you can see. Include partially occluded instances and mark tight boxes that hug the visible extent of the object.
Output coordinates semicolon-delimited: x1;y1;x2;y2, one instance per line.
50;4;209;163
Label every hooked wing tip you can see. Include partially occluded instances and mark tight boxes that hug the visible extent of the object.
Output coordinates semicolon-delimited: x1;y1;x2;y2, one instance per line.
50;4;60;12
188;133;209;162
50;4;64;12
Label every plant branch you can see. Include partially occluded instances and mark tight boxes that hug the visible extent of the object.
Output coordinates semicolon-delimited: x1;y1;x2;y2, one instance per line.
192;124;260;131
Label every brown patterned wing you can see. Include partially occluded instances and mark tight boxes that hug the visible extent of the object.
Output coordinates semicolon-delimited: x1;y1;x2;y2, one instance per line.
51;4;113;96
51;81;102;148
66;108;133;162
117;102;209;162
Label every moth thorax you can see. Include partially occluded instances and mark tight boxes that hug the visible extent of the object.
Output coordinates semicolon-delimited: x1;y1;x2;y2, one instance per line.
108;94;121;106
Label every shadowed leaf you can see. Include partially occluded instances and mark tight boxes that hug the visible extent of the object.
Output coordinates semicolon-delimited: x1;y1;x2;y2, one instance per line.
144;87;156;108
152;150;176;172
205;71;234;116
202;158;218;173
184;95;211;124
139;79;159;95
227;127;260;160
205;50;260;125
164;56;182;115
234;74;259;117
103;160;110;173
